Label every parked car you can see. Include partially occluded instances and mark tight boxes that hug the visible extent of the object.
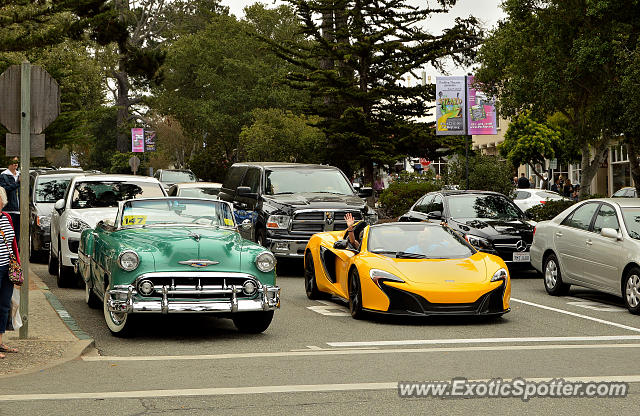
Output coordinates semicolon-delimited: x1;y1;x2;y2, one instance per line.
530;198;640;314
399;190;535;267
218;162;377;258
29;170;85;261
612;187;637;198
304;221;511;318
153;169;197;190
167;182;222;199
78;197;280;336
49;174;166;287
512;189;570;212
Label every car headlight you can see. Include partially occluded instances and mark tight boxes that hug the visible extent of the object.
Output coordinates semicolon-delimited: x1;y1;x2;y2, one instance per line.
255;251;276;272
266;215;290;229
465;234;492;250
491;268;508;282
67;217;91;233
369;268;405;288
118;250;140;272
37;215;51;228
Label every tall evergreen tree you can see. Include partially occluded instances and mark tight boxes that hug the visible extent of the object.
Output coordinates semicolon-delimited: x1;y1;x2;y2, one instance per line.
271;0;482;181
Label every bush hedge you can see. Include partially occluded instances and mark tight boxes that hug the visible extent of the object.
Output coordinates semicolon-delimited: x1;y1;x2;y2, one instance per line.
378;172;442;218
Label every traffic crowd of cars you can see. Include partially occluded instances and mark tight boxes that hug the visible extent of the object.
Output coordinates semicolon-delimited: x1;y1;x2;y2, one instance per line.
26;164;640;337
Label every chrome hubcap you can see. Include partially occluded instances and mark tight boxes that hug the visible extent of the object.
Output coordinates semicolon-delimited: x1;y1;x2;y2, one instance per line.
105;292;126;325
626;275;640;308
545;260;558;289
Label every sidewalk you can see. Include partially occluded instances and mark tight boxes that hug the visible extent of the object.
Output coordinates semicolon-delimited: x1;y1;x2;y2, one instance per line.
0;267;94;378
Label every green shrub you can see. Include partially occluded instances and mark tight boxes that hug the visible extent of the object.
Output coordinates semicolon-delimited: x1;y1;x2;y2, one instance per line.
378;172;442;218
525;199;576;222
444;154;515;196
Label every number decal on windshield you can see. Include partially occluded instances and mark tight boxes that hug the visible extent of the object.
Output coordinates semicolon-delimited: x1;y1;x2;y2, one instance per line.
224;218;234;226
123;215;147;225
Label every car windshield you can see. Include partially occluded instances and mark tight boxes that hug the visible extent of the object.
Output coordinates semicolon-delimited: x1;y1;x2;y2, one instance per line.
367;223;474;259
71;181;165;209
621;207;640;240
448;194;522;220
161;171;196;183
120;198;235;228
35;177;71;203
177;187;220;199
265;168;353;195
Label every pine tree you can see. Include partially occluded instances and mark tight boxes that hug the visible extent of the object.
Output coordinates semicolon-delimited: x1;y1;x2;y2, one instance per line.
272;0;482;181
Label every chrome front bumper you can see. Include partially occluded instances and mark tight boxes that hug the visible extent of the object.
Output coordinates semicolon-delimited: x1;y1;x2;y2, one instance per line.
108;284;281;314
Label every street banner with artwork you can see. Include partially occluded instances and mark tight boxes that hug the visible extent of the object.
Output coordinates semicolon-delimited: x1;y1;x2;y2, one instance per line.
131;128;144;152
466;76;498;135
144;130;156;152
435;76;466;135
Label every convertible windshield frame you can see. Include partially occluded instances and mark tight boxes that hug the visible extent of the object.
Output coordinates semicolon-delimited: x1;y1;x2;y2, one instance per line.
365;222;476;259
116;197;237;230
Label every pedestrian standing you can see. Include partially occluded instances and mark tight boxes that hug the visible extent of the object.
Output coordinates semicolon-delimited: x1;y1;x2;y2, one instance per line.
0;158;20;245
550;178;560;193
517;173;531;189
0;187;19;359
563;178;574;198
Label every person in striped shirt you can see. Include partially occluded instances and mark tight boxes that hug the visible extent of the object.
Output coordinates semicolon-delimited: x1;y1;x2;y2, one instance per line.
0;186;19;359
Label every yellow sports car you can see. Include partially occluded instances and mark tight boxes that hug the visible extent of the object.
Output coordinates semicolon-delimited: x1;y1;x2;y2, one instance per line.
304;221;511;319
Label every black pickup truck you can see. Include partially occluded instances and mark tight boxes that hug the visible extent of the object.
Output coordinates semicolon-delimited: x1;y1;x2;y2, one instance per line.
218;162;378;258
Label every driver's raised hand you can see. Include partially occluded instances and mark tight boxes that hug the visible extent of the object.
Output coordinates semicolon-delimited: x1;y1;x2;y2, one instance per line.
344;213;355;229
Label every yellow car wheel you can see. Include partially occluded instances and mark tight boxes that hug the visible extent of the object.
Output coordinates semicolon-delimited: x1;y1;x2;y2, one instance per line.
348;268;365;320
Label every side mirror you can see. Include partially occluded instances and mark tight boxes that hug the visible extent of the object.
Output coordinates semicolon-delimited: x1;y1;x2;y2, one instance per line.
333;239;349;250
237;186;257;199
601;227;622;240
240;218;252;231
54;199;65;212
427;211;442;220
358;187;373;198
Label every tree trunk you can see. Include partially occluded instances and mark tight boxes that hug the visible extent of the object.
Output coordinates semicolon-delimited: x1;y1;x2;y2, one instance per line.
578;136;610;198
527;162;548;189
626;139;640;195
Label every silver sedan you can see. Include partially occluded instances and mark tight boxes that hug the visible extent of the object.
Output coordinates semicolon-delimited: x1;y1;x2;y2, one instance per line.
530;198;640;314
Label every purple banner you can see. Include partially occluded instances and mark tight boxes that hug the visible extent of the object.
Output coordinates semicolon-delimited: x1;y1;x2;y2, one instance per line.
467;76;497;135
131;128;144;152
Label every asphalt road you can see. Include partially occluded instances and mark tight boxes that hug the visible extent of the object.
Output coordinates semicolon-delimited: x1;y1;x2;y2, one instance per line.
2;260;639;415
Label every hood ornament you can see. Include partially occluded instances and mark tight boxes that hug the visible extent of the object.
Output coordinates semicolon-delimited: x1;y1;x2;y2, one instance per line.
178;259;219;268
188;231;201;241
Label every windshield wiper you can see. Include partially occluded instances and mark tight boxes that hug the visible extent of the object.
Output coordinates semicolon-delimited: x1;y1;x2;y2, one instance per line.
273;192;295;195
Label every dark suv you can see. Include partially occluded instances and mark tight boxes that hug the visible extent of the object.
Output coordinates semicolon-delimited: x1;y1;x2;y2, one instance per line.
399;190;534;267
219;162;377;258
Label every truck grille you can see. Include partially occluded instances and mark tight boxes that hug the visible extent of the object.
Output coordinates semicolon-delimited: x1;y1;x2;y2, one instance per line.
290;210;363;233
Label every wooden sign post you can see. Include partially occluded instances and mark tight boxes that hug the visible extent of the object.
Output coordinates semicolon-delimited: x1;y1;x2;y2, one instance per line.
0;61;60;338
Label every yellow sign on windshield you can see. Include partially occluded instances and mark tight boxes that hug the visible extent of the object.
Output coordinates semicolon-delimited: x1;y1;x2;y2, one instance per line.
123;215;147;226
224;218;234;226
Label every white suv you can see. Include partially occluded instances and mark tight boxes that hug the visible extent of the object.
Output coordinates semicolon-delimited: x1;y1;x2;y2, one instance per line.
49;174;166;287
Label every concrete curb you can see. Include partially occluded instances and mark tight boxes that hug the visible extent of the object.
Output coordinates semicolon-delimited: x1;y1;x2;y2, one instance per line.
0;271;97;379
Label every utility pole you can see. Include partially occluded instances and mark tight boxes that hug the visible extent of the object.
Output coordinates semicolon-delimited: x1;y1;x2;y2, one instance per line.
19;61;31;338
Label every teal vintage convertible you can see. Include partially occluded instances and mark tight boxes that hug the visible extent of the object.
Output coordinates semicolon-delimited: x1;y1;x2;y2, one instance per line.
77;197;280;336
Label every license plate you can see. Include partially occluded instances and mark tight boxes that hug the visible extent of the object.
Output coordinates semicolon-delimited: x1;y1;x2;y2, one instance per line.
512;252;530;262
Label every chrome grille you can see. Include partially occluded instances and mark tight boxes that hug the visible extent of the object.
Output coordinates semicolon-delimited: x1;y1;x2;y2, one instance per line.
290;210;363;233
134;272;259;299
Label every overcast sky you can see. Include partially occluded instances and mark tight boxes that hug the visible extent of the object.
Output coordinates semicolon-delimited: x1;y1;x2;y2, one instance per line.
221;0;506;78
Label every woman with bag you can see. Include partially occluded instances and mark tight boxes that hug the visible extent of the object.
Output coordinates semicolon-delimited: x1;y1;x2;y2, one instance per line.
0;186;20;359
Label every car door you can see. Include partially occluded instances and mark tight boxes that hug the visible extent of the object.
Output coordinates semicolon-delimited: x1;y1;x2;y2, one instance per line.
408;194;434;220
584;203;623;291
554;202;600;282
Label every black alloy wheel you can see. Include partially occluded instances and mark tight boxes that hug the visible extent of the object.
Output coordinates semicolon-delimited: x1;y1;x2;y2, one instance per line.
304;251;325;300
348;268;365;319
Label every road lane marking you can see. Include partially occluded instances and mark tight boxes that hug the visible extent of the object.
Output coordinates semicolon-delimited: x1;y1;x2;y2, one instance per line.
511;298;640;333
82;342;640;362
307;300;350;316
3;375;640;401
327;335;640;347
566;299;626;312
